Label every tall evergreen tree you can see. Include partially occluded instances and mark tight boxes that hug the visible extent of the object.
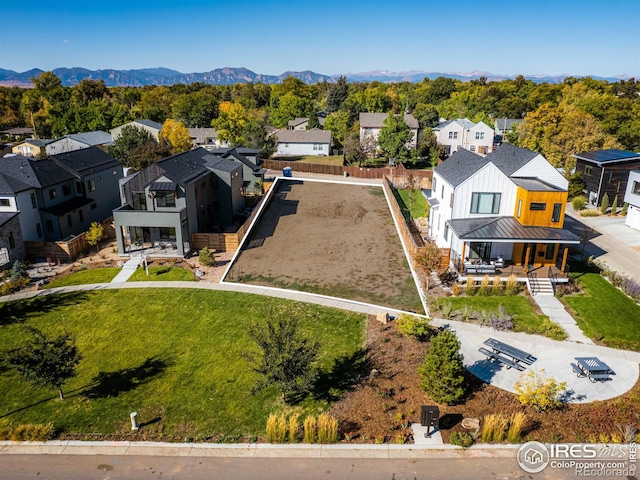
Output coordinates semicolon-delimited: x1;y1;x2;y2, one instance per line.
418;329;466;404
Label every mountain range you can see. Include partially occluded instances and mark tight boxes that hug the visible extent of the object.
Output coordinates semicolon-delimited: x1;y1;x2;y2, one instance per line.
0;67;631;87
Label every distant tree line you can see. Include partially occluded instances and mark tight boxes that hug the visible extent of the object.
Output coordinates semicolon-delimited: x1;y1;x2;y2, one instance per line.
1;72;638;171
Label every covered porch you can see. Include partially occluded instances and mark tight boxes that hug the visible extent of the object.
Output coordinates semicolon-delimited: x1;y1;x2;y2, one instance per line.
446;217;581;282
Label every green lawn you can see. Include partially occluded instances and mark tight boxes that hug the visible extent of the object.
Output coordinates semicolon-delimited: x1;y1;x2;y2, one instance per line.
44;268;120;288
273;155;344;166
431;296;567;340
128;266;195;282
0;289;365;440
563;272;640;350
398;189;427;220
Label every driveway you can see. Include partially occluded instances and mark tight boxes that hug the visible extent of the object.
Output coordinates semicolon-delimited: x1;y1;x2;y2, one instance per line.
564;205;640;279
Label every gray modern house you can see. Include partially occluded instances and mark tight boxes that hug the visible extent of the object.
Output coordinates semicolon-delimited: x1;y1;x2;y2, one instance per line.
209;147;267;194
0;147;123;242
113;148;244;257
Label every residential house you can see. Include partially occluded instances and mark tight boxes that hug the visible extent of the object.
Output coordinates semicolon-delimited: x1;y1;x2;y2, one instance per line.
189;128;229;151
433;118;495;156
624;170;640;232
427;144;579;280
0;147;123;242
275;129;332;156
0;212;26;268
359;113;419;154
493;118;522;137
288;118;309;130
45;131;114;155
0;127;34;140
112;148;244;257
11;138;54;157
110;119;163;141
209;147;267;194
573;149;640;207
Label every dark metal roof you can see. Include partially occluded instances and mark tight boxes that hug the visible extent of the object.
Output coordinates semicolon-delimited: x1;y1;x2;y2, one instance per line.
0;211;19;227
149;181;177;191
40;197;95;216
434;149;489;187
447;216;580;244
0;171;33;194
50;146;121;176
573;149;640;165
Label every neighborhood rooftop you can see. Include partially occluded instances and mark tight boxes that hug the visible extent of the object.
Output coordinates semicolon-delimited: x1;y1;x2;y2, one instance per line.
359;113;419;129
573;149;640;164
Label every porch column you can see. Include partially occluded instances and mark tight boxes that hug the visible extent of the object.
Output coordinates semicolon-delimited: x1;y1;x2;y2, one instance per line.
524;246;531;273
461;243;466;262
561;247;569;274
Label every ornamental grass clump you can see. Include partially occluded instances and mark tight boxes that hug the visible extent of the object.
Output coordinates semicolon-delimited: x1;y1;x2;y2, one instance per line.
316;414;338;444
303;415;316;443
265;413;287;443
507;412;528;443
288;414;299;443
481;414;508;443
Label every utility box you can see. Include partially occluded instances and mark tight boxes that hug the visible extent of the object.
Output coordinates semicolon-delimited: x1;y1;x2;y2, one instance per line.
421;405;439;437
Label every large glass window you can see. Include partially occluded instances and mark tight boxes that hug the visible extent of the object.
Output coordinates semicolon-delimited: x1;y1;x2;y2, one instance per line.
469;242;492;261
470;193;501;214
551;203;562;222
633;181;640;195
530;202;546;211
155;191;176;208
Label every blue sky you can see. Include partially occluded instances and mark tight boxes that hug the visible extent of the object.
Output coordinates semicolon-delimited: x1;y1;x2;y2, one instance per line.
2;0;638;77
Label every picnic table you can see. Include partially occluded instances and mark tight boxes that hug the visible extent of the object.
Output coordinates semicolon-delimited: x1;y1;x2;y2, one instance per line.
571;357;614;383
478;338;537;371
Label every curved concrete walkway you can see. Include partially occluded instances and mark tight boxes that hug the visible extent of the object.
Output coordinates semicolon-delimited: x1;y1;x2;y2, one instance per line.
1;280;638;403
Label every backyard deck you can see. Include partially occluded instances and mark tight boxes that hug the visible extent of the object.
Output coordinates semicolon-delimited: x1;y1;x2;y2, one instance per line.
454;263;569;283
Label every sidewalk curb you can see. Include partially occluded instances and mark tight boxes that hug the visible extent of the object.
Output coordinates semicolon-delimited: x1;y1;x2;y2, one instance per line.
0;441;519;458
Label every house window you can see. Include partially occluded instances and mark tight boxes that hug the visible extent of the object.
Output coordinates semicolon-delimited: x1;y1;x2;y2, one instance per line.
49;189;57;200
441;186;444;198
67;215;73;228
585;165;592;175
133;192;147;211
470;145;475;152
517;199;523;218
432;178;436;193
545;243;555;260
551;203;562;222
450;193;454;208
444;224;449;241
633;181;640;195
88;179;96;192
448;131;458;139
470;192;501;214
79;210;84;222
0;199;9;207
31;193;37;208
469;242;492;261
159;227;176;241
36;223;42;238
313;143;319;151
76;182;84;194
46;219;54;233
155;191;176;208
284;143;289;148
475;132;485;140
530;202;546;211
62;184;71;196
8;232;15;249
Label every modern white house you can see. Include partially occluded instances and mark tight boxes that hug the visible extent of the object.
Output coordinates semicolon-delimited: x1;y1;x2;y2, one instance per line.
110;119;163;141
45;131;114;155
275;129;332;156
359;113;419;155
427;144;579;283
433;118;495;156
624;170;640;232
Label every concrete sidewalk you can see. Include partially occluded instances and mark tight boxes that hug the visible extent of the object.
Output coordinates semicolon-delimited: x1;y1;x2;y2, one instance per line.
0;440;517;458
530;294;593;344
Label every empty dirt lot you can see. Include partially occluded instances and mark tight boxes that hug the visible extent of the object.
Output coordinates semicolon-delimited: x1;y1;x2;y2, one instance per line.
227;180;423;313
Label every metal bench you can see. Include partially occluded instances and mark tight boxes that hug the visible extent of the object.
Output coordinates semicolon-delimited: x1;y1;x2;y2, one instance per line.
484;338;537;365
589;374;611;383
479;347;526;371
570;362;586;377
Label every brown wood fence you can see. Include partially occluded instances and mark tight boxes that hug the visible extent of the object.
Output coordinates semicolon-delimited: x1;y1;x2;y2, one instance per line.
191;195;265;252
25;217;116;262
263;159;432;188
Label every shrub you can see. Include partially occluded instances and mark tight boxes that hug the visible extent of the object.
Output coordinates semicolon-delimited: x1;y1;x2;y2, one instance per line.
514;369;567;412
396;314;432;341
317;414;338;444
198;247;215;266
451;283;461;296
465;276;476;295
571;196;587;211
374;435;385;444
600;193;609;214
288;415;299;443
505;274;519;296
481;414;508;443
10;260;29;282
478;275;491;296
487;305;514;331
418;330;466;404
450;431;474;448
580;209;600;217
611;195;618;215
621;202;629;215
395;433;407;444
507;412;528;443
265;413;287;443
491;276;503;293
303;415;316;443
